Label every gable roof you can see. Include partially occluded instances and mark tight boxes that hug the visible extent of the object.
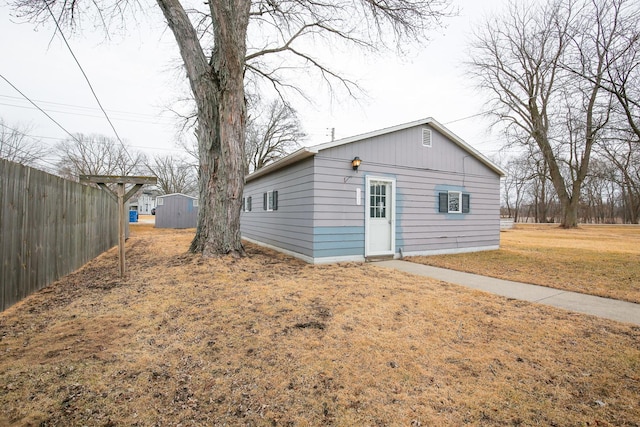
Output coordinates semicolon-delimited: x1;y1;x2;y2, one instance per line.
246;117;506;182
156;193;198;200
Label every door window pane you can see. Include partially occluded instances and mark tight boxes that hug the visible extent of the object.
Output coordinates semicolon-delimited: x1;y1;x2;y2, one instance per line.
370;183;387;218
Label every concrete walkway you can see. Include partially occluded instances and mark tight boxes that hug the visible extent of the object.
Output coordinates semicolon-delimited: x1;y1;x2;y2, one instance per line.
374;260;640;326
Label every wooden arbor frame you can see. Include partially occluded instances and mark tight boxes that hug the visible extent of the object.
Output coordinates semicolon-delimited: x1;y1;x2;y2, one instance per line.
80;175;157;277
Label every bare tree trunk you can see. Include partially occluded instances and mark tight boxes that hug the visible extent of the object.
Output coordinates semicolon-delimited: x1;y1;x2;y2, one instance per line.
190;78;246;256
563;196;580;227
157;0;248;257
624;181;640;224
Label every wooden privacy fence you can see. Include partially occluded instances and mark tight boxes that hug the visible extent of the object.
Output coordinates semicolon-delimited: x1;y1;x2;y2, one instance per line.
1;159;119;311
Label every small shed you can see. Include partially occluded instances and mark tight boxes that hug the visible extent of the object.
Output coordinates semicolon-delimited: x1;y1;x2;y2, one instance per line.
155;193;198;229
240;117;506;264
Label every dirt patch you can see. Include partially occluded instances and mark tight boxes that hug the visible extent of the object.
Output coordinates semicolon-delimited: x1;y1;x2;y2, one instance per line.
1;224;639;425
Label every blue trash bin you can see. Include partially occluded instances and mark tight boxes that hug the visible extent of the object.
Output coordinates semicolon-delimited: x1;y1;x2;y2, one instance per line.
129;210;138;223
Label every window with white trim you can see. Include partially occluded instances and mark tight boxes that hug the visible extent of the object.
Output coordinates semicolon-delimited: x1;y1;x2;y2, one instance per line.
157;198;164;206
439;191;470;214
193;199;199;207
448;191;461;213
263;190;278;211
242;197;252;212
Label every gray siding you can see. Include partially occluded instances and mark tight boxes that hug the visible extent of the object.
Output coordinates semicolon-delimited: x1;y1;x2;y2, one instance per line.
311;157;367;259
241;122;501;262
319;125;495;178
155;194;198;229
241;158;315;258
396;173;500;254
314;124;500;257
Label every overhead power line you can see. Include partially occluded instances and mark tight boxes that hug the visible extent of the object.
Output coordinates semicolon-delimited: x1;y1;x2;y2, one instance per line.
0;73;83;144
443;112;486;125
0;94;168;121
0;120;185;154
43;1;135;165
0;94;161;119
0;100;166;125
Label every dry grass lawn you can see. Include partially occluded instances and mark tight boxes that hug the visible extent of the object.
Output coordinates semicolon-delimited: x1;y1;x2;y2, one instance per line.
410;224;640;304
1;224;639;426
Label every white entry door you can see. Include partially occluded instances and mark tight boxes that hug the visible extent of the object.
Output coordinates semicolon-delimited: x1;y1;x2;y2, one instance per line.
365;177;395;257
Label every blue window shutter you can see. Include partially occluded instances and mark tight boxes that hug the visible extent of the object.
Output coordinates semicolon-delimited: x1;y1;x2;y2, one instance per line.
263;192;267;210
248;196;252;212
273;191;278;210
462;194;470;213
438;192;448;213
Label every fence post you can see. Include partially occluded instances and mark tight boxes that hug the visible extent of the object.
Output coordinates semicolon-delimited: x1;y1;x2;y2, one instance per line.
118;183;126;277
79;175;157;278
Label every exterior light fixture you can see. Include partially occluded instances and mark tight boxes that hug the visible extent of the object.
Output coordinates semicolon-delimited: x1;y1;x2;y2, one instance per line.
351;156;362;171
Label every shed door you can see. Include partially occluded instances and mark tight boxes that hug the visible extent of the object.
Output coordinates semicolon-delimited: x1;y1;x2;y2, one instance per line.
366;177;395;257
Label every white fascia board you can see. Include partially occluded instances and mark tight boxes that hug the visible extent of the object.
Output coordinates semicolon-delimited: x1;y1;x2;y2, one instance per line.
243;117;506;181
427;118;507;177
244;147;318;182
311;117;506;178
312;117;434;151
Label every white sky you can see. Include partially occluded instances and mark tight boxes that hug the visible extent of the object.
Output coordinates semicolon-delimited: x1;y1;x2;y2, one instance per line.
0;0;513;171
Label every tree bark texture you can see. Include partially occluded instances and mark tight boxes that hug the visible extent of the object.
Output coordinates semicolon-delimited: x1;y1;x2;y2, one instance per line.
156;0;249;256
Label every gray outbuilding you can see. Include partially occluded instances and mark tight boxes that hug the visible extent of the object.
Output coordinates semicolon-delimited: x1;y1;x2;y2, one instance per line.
240;117;506;264
155;193;198;229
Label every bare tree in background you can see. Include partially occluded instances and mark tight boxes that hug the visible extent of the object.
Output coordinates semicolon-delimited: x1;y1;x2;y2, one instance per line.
0;119;44;166
173;98;304;174
581;158;619;223
469;0;570;226
600;135;640;223
469;0;636;228
15;0;453;257
147;154;198;195
55;134;145;180
599;1;640;140
246;100;304;173
501;153;535;223
582;0;640;224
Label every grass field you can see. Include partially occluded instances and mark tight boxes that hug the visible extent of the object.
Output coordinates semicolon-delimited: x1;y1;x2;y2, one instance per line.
1;224;639;425
409;224;640;304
